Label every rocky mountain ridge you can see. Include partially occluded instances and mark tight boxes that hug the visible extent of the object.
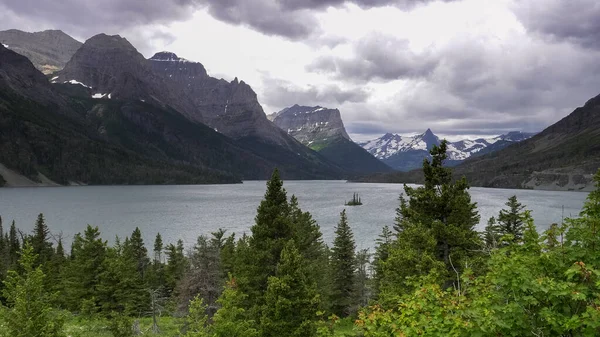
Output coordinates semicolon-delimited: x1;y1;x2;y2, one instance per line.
361;129;535;171
0;29;82;74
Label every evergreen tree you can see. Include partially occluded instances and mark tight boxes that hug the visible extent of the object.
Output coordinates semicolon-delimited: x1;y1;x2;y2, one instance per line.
31;213;54;267
62;225;107;312
497;195;527;244
329;210;357;317
212;277;259;337
2;243;64;337
372;226;393;298
241;169;293;313
482;217;501;249
355;248;371;308
393;140;480;285
260;241;319;337
124;227;150;280
8;221;20;269
165;239;187;295
153;233;163;264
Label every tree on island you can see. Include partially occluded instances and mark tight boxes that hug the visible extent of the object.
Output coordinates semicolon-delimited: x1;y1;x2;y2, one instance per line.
345;193;363;206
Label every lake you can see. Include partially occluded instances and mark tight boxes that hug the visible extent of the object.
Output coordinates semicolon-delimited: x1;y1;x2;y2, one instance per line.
0;181;589;251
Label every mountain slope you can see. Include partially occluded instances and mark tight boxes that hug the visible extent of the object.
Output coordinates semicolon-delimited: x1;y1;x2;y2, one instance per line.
0;29;82;74
356;95;600;191
453;94;600;191
361;129;535;171
271;105;392;174
0;43;339;186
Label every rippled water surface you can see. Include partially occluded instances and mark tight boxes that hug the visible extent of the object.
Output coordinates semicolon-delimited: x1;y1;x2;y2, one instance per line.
0;181;589;250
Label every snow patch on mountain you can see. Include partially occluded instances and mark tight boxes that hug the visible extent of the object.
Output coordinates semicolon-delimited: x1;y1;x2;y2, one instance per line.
361;130;534;161
1;43;8;48
64;79;91;88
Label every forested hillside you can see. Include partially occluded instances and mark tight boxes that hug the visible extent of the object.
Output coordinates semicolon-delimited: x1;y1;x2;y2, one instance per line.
2;145;600;336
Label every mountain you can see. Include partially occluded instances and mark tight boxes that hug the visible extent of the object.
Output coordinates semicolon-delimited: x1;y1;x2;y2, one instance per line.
453;94;600;191
0;29;82;74
0;39;341;186
360;129;535;171
148;51;291;146
271;105;392;174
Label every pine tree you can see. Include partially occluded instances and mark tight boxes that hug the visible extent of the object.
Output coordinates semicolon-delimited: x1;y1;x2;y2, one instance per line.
8;220;20;269
355;248;371;307
31;213;54;267
260;241;319;337
62;225;107;312
124;227;150;280
165;239;187;295
497;195;527;244
329;210;357;317
154;233;163;264
393;140;481;284
2;243;64;337
372;226;393;298
212;277;259;337
483;217;501;249
241;169;293;313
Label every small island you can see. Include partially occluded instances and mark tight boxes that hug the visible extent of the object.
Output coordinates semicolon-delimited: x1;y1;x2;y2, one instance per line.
345;193;363;206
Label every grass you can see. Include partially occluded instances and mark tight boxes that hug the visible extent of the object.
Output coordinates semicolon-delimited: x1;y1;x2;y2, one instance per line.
64;314;184;337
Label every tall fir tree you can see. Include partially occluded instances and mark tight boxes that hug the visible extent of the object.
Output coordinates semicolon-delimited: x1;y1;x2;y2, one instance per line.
211;277;259;337
260;241;319;337
124;227;150;280
393;140;481;285
153;233;163;264
165;239;187;296
496;195;527;244
31;213;54;267
372;225;393;298
8;220;20;269
240;169;293;314
62;225;107;312
329;209;357;317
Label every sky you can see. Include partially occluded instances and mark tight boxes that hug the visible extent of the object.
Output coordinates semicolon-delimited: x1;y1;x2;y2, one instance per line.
1;0;599;142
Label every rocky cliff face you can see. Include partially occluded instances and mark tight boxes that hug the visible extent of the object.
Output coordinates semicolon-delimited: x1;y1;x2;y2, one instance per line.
270;104;392;173
270;105;350;146
148;51;290;146
0;29;82;74
56;35;202;123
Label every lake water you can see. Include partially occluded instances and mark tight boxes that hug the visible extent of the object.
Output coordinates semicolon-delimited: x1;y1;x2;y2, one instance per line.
0;181;590;251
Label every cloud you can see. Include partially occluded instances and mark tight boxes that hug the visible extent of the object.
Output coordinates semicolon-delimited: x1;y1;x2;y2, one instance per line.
307;33;438;81
512;0;600;50
259;74;371;112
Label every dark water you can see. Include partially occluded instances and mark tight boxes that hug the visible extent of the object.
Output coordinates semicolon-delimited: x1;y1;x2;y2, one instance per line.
0;181;589;250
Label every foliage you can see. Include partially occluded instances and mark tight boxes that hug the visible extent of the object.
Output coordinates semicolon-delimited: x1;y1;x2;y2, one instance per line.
2;243;64;337
211;277;258;337
329;210;357;317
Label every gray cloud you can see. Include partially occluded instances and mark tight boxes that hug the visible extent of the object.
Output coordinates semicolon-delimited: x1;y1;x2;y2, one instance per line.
512;0;600;50
197;0;455;39
330;30;600;138
260;74;371;112
307;33;438;81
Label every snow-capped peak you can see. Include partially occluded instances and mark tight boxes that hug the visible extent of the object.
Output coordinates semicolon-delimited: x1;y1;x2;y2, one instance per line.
361;130;534;162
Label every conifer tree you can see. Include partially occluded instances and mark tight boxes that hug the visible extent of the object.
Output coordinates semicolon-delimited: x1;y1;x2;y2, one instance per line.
165;239;187;294
393;140;480;284
260;241;319;337
62;225;107;312
2;243;64;337
212;277;259;337
154;233;163;264
125;227;150;279
483;217;501;249
372;226;393;298
329;210;357;317
242;169;293;312
497;195;527;244
8;221;20;268
31;213;54;267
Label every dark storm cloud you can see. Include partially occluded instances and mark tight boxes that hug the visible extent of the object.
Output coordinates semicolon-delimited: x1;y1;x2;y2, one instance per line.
307;34;438;81
260;75;370;111
197;0;456;39
513;0;600;50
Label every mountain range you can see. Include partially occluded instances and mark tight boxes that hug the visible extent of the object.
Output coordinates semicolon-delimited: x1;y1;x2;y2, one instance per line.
0;30;344;186
269;105;392;174
358;93;600;191
360;129;535;171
